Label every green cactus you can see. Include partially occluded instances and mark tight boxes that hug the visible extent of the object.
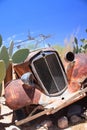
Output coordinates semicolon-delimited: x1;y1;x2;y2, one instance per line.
73;37;79;54
73;30;87;53
0;45;10;68
0;60;6;96
0;35;2;47
0;35;30;97
8;40;14;58
12;48;29;63
0;60;6;83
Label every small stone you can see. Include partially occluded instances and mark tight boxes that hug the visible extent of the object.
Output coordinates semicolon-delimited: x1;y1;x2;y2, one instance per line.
70;115;82;124
82;109;87;119
36;120;53;130
42;120;53;128
5;125;20;130
57;116;68;129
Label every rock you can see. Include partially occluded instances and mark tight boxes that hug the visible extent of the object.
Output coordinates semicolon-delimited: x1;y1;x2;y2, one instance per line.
57;116;68;129
5;125;20;130
70;115;82;124
36;120;53;130
81;108;87;119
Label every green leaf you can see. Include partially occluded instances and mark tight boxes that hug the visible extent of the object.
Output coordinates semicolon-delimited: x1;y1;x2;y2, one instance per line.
12;48;29;63
8;40;14;58
83;44;87;49
0;46;9;68
80;38;85;43
74;37;78;45
0;60;6;83
0;35;2;47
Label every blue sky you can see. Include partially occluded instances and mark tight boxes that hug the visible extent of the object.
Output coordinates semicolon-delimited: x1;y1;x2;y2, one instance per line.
0;0;87;48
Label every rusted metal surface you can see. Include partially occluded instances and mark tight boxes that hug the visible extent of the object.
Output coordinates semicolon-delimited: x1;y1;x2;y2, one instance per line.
65;53;87;92
15;87;87;126
4;48;87;126
5;79;41;110
14;62;31;78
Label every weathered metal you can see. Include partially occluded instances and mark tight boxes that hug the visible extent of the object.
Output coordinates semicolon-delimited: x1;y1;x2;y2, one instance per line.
5;79;41;110
65;53;87;92
4;47;87;125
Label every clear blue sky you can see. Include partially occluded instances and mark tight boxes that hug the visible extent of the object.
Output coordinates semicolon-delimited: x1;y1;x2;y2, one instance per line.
0;0;87;47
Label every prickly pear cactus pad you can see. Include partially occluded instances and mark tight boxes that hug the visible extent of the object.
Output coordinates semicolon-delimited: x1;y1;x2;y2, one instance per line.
12;48;29;63
0;46;9;68
0;60;6;83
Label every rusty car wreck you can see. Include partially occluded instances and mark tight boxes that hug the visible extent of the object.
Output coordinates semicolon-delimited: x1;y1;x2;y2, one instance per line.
4;47;87;126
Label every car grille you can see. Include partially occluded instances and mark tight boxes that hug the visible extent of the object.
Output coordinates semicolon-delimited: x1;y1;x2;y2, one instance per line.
30;50;67;96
